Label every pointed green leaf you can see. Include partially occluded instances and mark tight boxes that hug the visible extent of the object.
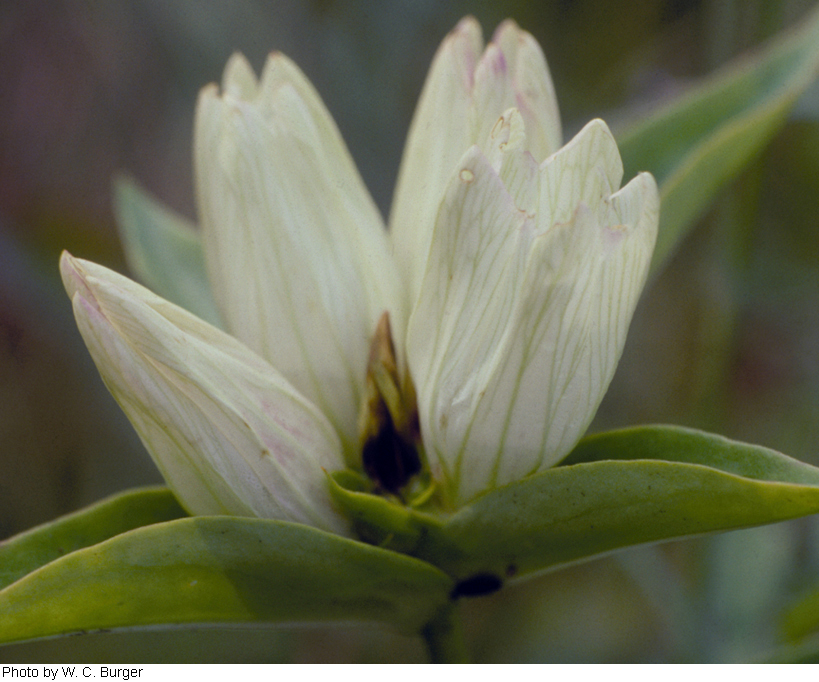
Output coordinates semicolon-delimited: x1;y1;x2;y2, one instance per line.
113;176;222;327
562;425;819;481
0;517;453;645
616;4;819;276
0;487;186;591
410;426;819;583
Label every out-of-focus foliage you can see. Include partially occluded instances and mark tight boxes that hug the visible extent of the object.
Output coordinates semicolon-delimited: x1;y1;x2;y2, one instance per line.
617;2;819;275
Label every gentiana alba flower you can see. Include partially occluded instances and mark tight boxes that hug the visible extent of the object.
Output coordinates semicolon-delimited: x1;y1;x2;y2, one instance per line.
61;16;659;528
60;254;349;533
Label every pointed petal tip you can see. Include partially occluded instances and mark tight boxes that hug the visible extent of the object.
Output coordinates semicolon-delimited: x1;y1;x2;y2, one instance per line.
221;52;258;99
491;18;545;59
491;18;523;42
616;170;661;250
258;50;290;84
196;82;221;109
613;169;661;217
59;249;75;272
453;144;498;184
584;117;615;139
261;50;292;70
194;86;225;145
441;15;483;65
633;171;660;213
257;50;312;101
637;169;660;194
59;251;87;301
544;118;622;190
453;15;482;37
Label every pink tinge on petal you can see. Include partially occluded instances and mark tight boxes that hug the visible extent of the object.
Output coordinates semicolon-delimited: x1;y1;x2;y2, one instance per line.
60;252;98;312
480;44;508;78
602;223;628;253
491;47;508;75
449;16;482;91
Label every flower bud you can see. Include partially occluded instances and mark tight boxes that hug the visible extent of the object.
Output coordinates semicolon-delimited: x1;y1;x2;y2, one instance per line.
195;53;404;457
390;17;562;303
61;252;349;534
408;118;659;506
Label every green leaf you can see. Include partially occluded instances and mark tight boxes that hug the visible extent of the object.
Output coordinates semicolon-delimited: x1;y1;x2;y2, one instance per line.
616;4;819;276
0;517;453;645
410;426;819;583
0;487;187;591
113;176;222;327
780;584;819;643
562;424;819;482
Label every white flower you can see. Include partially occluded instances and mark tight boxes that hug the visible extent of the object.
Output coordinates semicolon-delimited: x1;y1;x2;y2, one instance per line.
407;113;658;505
194;52;404;459
391;17;562;304
60;253;349;533
62;16;658;526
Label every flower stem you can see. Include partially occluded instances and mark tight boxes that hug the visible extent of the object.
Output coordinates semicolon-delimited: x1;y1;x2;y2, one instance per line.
422;604;469;663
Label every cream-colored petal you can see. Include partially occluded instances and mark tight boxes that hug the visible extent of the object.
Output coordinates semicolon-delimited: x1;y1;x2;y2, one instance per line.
61;253;349;534
484;108;539;216
408;122;658;506
255;53;388;239
407;146;536;503
452;172;658;503
221;52;258;99
538;119;623;233
194;68;401;459
491;20;561;163
390;17;484;304
469;43;519;150
391;17;562;306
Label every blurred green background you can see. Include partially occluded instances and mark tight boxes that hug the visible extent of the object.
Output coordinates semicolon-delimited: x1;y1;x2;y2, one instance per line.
2;0;819;662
